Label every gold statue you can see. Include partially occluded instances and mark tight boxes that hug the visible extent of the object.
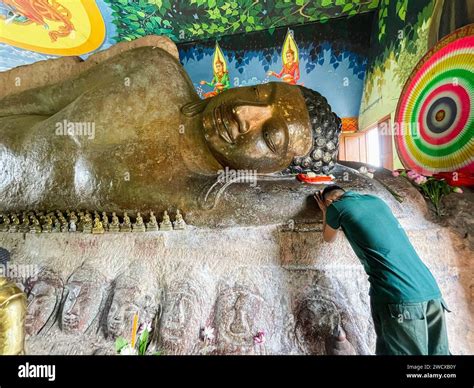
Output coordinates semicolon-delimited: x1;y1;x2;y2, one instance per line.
109;212;120;233
82;213;93;233
0;277;27;355
120;212;131;232
160;211;173;231
173;209;187;230
42;216;53;233
101;212;109;232
0;39;341;227
10;214;20;233
20;213;30;233
30;216;42;233
146;211;158;232
0;214;10;232
132;212;145;232
92;216;105;234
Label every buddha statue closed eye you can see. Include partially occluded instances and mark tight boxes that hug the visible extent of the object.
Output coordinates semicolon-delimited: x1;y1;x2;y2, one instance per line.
0;38;341;226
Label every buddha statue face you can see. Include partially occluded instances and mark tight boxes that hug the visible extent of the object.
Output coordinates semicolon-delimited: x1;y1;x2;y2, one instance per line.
160;281;203;354
60;268;106;334
215;286;271;354
25;270;63;336
107;285;158;339
201;82;312;173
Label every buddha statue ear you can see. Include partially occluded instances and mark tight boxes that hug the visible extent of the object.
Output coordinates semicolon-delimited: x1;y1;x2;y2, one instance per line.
181;98;210;117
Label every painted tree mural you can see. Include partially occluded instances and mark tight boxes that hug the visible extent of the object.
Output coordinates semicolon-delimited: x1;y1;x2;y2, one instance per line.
105;0;379;43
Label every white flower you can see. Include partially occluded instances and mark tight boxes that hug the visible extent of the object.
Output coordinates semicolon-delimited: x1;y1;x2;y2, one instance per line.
137;320;153;337
201;326;215;342
120;345;137;355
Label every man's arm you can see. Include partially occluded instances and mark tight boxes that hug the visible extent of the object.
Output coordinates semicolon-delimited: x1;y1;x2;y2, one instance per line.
322;213;338;243
314;192;338;243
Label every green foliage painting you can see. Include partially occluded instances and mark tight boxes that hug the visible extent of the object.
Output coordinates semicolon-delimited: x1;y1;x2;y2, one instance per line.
104;0;379;43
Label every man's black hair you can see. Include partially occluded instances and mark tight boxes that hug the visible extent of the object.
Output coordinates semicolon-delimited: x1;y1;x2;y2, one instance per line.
321;185;345;200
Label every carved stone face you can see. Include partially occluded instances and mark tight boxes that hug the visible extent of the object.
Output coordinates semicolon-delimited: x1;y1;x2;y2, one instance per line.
160;282;202;354
60;268;106;334
25;271;62;336
107;285;158;339
215;287;270;354
202;82;312;173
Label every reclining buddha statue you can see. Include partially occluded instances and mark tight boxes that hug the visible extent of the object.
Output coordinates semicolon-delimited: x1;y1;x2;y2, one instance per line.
0;36;341;227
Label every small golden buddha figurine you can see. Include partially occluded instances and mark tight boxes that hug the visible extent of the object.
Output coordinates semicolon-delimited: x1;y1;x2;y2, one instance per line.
42;216;53;233
173;209;187;230
82;213;93;233
0;214;10;232
109;212;120;232
30;216;42;234
92;216;105;234
159;211;173;231
146;211;158;232
9;214;20;233
0;277;27;355
101;212;109;232
19;214;30;233
132;212;146;232
52;218;61;233
59;216;68;232
120;212;131;232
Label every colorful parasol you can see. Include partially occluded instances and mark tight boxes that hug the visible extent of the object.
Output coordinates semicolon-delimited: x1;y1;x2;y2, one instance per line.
394;24;474;175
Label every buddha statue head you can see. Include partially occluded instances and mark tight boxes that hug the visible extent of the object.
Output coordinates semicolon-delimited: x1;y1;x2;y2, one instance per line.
106;276;159;340
60;267;107;334
25;269;63;336
160;280;204;354
214;285;271;354
182;82;340;174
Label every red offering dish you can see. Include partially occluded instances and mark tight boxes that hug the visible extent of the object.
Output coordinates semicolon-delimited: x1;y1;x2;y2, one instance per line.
296;173;334;184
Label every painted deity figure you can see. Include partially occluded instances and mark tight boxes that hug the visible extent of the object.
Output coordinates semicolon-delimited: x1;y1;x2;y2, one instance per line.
268;31;301;85
200;43;230;98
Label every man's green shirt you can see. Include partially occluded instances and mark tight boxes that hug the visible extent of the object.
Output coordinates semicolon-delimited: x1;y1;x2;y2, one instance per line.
326;191;441;303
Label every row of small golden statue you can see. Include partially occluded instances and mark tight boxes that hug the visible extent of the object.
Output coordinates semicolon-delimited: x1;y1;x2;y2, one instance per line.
0;210;186;234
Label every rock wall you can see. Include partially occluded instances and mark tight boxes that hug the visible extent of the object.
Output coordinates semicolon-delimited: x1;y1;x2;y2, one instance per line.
0;173;472;355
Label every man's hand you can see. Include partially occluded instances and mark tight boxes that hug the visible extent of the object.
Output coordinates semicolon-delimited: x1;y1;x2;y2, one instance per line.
314;191;327;214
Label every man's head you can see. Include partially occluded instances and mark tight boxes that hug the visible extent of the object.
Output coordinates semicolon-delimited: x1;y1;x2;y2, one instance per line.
321;185;345;207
